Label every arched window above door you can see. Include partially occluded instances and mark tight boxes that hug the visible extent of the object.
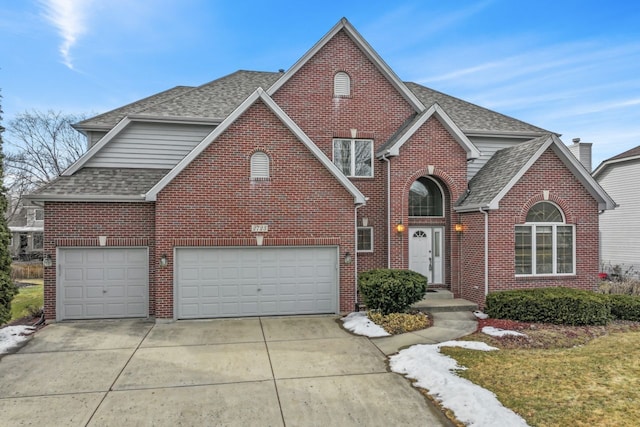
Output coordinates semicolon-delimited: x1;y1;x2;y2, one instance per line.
409;177;443;216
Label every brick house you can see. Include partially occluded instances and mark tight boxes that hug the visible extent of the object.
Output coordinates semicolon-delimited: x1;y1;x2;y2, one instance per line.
29;18;614;321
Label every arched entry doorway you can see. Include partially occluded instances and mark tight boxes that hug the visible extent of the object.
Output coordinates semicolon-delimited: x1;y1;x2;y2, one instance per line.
408;176;445;285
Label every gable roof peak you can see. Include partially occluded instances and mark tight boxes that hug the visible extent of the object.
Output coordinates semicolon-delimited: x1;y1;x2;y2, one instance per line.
267;18;425;113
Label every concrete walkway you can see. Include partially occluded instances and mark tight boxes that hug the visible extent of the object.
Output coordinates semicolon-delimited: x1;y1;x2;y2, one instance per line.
371;311;479;355
0;315;464;427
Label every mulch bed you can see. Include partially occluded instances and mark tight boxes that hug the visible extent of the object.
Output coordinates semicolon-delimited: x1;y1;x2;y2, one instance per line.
474;317;640;349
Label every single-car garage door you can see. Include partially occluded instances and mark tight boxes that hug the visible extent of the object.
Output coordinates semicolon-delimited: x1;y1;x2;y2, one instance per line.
176;247;338;319
58;248;149;320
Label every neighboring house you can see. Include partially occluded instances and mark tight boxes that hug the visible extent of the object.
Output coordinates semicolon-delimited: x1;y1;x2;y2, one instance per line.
8;205;44;261
593;146;640;278
28;18;615;322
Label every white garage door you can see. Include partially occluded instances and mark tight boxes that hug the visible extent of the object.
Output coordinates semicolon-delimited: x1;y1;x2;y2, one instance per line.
176;247;338;319
58;248;149;320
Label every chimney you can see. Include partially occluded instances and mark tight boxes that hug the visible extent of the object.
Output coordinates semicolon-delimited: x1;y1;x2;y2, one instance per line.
568;137;592;172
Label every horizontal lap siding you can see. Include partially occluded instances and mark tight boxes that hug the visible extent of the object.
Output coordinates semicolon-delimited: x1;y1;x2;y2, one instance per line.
597;161;640;274
85;122;215;169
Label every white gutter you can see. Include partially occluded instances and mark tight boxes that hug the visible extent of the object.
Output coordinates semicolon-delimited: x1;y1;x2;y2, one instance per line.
479;207;489;296
381;154;391;268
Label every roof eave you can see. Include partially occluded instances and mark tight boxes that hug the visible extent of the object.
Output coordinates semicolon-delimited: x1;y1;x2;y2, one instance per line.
146;88;367;205
267;18;424;113
379;103;480;160
25;194;148;203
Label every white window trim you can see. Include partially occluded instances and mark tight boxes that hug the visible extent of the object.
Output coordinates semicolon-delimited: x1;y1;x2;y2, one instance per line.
515;223;576;277
357;226;374;252
332;139;374;178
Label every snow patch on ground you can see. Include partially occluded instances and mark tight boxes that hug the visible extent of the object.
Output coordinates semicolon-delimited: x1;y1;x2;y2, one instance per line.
341;312;390;337
482;326;528;338
473;310;489;319
390;341;530;427
0;325;36;354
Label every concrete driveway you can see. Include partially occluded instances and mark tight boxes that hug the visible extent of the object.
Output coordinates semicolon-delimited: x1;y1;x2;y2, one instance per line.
0;316;451;426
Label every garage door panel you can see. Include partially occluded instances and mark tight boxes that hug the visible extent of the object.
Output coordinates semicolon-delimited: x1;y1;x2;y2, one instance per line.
176;247;337;319
59;248;148;320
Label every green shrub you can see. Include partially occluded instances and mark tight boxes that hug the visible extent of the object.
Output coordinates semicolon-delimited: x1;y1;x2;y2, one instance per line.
485;287;611;326
608;294;640;321
358;269;427;315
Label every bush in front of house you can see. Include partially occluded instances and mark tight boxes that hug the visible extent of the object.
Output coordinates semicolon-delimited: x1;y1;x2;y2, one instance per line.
358;269;427;315
485;287;611;326
608;294;640;321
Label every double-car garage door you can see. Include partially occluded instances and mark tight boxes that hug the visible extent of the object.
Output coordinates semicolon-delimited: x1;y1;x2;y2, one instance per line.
58;246;338;320
176;247;338;319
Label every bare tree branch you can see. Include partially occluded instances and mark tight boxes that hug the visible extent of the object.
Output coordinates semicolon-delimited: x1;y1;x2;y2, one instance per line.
3;110;88;219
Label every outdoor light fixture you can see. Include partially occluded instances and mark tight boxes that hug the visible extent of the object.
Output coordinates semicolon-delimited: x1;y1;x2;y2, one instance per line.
396;223;406;233
454;223;464;232
42;254;52;268
159;254;168;267
344;252;352;264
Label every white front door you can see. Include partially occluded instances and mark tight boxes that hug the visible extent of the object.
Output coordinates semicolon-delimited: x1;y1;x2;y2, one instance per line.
409;227;444;285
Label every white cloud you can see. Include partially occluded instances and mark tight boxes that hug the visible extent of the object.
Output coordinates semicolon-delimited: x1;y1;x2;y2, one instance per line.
40;0;93;69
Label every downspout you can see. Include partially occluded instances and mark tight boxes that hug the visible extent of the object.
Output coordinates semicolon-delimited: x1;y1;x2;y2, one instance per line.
354;202;365;309
479;207;489;296
381;154;391;268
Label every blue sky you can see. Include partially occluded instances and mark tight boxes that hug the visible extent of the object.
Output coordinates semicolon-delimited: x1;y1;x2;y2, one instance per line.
1;0;639;167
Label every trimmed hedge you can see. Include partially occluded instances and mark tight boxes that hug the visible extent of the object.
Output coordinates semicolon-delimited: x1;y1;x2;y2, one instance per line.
485;287;611;326
608;294;640;321
358;269;427;315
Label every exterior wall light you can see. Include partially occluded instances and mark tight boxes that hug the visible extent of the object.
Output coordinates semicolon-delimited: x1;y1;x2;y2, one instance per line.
344;251;352;264
42;254;53;268
454;223;464;232
396;223;406;234
159;254;168;267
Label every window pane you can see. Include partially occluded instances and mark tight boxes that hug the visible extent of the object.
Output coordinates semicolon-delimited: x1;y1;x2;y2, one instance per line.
357;227;372;251
515;226;532;274
354;140;372;177
33;233;43;250
35;209;44;221
536;226;553;274
556;226;574;274
526;202;563;222
409;178;443;216
333;140;351;175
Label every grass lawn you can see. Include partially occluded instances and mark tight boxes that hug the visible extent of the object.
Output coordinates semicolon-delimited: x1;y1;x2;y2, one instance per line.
10;279;44;322
442;329;640;427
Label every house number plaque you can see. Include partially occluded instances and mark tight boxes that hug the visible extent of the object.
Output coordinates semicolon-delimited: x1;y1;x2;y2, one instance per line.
251;224;269;232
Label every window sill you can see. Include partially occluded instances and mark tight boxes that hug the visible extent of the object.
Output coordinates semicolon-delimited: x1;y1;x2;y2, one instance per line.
515;274;576;279
357;250;374;254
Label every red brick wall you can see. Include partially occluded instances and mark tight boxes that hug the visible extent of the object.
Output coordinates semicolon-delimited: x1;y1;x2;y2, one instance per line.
154;100;356;317
43;202;155;320
388;117;469;290
272;29;416;274
459;148;601;307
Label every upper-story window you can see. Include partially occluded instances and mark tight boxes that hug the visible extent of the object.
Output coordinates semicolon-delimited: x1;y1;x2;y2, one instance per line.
250;151;270;180
333;139;373;177
409;177;443;216
334;72;351;97
515;201;574;275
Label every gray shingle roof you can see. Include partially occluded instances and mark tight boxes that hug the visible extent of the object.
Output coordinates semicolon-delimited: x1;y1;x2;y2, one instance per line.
29;168;170;200
136;70;282;120
75;86;194;130
456;135;551;209
405;82;550;134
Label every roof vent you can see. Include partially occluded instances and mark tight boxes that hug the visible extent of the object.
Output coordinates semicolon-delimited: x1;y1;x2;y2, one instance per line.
278;69;285;73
